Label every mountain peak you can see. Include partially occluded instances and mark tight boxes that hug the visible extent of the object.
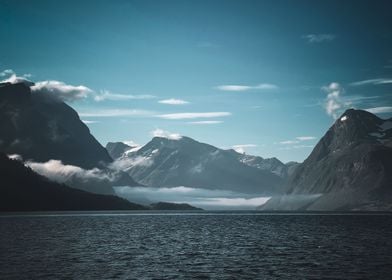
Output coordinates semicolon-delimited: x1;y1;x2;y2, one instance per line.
338;108;382;124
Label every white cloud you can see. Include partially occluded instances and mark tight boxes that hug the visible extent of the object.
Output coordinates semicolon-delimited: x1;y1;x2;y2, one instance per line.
31;80;93;102
26;159;120;185
322;82;345;119
188;120;223;125
295;136;316;141
158;98;189;105
151;128;182;140
122;140;139;147
82;120;100;124
302;34;336;43
157;112;231;120
350;78;392;86
0;69;14;77
232;144;257;154
7;154;23;161
78;109;153;117
215;83;278;92
94;90;155;102
279;145;314;150
365;107;392;114
1;74;34;86
279;136;316;147
279;140;299;145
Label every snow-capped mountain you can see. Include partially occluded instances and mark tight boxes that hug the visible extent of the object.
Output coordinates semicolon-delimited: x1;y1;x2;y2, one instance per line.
261;109;392;211
108;136;284;195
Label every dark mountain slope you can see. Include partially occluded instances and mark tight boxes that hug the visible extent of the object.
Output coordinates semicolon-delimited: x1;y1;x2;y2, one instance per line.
0;153;146;211
0;82;112;169
261;109;392;211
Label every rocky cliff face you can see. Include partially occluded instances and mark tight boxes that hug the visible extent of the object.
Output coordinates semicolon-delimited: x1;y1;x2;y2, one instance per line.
261;109;392;211
0;82;112;169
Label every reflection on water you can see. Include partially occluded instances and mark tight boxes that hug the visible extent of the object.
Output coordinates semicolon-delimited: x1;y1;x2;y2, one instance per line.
1;212;392;279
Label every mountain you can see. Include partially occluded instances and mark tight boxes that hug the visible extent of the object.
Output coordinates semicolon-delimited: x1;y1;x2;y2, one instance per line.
0;82;140;194
107;142;132;160
0;82;112;169
149;202;203;210
261;109;392;211
0;153;146;211
106;142;137;160
111;136;283;195
227;150;298;178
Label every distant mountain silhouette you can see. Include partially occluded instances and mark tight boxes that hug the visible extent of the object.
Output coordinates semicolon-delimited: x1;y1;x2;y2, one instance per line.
149;202;203;210
108;136;283;195
0;153;146;211
261;109;392;211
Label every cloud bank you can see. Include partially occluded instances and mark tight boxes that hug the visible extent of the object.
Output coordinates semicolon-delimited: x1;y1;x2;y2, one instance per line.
30;80;93;102
114;186;270;210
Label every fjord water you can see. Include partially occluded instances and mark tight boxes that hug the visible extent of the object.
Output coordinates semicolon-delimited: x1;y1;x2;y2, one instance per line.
1;212;392;279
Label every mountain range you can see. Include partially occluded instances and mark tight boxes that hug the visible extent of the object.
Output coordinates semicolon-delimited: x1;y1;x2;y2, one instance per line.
106;136;291;195
1;81;391;211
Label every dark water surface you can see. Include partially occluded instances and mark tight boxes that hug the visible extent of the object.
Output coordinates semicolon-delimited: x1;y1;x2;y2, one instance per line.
1;212;392;279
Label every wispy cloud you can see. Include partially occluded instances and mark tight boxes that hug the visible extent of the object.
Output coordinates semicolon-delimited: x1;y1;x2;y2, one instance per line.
156;112;231;120
0;69;14;77
365;107;392;114
350;78;392;86
279;136;316;145
31;80;93;102
279;140;299;145
302;34;336;43
232;144;257;154
322;82;345;119
215;83;278;92
82;120;100;124
151;128;182;140
79;109;153;117
158;98;189;105
279;145;314;150
94;90;155;101
296;136;316;141
188;120;223;125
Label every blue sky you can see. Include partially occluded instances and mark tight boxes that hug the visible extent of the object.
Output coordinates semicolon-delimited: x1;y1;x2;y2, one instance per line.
1;0;392;162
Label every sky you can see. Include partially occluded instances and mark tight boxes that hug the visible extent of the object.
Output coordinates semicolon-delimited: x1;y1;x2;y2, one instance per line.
1;0;392;162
